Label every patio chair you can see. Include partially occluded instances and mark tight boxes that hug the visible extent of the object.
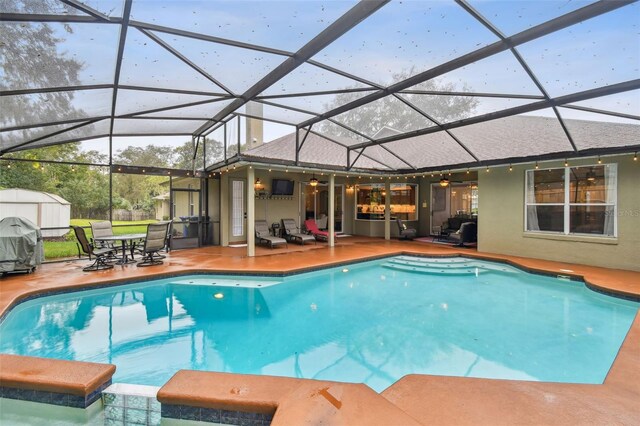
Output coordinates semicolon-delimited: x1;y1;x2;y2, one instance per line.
281;218;316;245
255;220;287;249
316;214;328;230
90;220;116;248
396;219;417;240
90;220;121;260
72;226;115;272
449;222;477;247
137;221;172;267
304;219;336;242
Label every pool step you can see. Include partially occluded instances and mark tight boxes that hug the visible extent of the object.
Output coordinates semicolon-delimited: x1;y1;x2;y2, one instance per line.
388;258;480;269
382;262;483;275
383;257;519;275
395;255;470;264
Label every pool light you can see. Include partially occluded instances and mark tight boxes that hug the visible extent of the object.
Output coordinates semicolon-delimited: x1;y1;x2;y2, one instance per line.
213;293;224;299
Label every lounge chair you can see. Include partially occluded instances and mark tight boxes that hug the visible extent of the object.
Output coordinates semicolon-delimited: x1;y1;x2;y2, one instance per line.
137;221;172;267
449;222;477;247
396;219;417;240
73;226;115;271
255;220;287;248
304;219;336;242
281;218;316;245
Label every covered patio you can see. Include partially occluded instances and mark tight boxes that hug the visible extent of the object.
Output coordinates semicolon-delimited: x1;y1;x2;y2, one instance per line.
1;241;639;424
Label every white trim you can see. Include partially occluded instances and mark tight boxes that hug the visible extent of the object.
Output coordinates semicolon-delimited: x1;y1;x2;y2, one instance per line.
524;163;617;238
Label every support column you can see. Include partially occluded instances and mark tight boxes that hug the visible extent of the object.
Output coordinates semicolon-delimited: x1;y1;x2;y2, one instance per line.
220;173;229;247
247;167;255;257
384;179;391;240
328;174;335;247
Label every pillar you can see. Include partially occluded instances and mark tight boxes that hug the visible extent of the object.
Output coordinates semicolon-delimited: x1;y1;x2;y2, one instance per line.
384;179;391;240
247;167;255;257
328;174;335;247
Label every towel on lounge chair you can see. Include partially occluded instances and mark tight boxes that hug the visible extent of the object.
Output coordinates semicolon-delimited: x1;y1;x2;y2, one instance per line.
304;219;336;242
255;220;287;248
281;218;316;245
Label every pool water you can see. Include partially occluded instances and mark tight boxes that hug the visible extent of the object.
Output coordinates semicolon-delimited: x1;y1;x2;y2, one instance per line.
1;256;637;392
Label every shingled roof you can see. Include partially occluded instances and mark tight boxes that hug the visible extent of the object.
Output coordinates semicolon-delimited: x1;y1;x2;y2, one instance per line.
243;115;640;171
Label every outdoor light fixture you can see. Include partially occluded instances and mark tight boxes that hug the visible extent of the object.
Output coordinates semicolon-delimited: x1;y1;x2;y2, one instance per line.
598;157;602;164
535;162;539;170
254;177;263;189
439;177;450;187
564;160;569;167
634;152;637;161
310;174;319;187
509;164;513;172
486;166;490;173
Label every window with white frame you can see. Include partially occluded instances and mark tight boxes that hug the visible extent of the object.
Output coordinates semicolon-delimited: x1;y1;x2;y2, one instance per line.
525;164;617;237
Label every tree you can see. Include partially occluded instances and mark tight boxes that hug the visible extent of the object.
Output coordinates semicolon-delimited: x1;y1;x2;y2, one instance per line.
318;68;478;139
1;0;91;150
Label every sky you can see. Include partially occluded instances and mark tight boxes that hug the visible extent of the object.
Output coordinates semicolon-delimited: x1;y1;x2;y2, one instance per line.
4;0;639;157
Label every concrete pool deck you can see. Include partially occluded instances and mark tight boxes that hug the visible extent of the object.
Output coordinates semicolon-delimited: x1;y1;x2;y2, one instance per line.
0;237;639;424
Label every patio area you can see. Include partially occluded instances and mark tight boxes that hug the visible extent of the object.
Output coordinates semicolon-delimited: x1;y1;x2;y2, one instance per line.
1;0;639;424
1;241;639;425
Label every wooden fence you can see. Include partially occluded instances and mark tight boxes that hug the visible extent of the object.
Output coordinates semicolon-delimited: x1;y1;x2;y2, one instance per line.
112;209;155;221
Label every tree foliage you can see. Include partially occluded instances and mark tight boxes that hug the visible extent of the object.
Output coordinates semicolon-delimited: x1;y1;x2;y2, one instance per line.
318;69;478;139
0;0;93;150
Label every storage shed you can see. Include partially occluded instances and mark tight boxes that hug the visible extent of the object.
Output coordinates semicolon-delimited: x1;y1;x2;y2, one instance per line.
0;189;71;237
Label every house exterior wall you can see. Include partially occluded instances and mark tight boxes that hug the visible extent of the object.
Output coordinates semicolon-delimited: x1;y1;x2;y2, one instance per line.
477;155;640;272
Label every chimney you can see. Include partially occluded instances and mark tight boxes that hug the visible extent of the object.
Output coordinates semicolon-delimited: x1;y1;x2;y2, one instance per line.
245;103;264;149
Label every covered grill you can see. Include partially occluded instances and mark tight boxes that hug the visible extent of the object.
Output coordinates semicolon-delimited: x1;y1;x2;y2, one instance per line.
0;217;44;274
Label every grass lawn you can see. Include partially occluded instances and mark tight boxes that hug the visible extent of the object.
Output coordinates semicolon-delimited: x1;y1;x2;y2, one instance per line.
43;219;158;260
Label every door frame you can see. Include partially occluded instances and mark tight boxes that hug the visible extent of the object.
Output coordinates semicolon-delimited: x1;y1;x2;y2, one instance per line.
228;177;247;243
300;183;344;232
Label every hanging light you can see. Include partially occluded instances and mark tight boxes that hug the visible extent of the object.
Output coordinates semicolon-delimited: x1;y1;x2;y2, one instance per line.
535;162;539;170
634;152;637;161
597;156;602;164
509;164;513;172
254;177;263;189
564;159;569;167
439;177;450;187
586;169;597;182
309;174;318;187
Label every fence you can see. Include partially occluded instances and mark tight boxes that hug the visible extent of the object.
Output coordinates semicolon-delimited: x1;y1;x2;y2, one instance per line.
112;209;155;221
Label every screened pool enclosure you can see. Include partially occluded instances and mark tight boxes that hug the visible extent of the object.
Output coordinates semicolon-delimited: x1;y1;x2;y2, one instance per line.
1;0;638;174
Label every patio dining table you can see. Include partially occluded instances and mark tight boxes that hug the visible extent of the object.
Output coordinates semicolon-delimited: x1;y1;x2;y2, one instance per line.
94;233;146;265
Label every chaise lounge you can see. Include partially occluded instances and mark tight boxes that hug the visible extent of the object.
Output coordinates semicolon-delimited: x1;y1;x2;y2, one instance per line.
281;218;316;245
255;220;287;249
304;219;336;242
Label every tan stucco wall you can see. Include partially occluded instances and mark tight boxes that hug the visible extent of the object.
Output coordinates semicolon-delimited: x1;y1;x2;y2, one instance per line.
478;155;640;271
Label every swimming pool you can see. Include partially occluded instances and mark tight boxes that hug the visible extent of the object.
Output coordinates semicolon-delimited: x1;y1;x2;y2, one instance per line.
1;256;637;392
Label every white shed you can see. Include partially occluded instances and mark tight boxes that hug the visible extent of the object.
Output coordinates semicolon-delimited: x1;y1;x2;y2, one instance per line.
0;188;71;237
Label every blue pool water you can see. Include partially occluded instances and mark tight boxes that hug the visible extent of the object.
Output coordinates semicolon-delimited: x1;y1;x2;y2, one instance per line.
1;256;637;392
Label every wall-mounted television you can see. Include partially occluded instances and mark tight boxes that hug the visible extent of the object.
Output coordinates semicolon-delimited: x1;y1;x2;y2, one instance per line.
271;179;294;196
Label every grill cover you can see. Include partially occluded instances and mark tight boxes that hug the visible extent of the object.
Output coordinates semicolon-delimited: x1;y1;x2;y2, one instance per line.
0;217;44;272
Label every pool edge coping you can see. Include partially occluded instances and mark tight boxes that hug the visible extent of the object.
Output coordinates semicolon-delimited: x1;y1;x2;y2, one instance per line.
0;249;638;425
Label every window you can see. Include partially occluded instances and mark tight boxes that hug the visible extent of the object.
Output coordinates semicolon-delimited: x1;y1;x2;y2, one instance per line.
231;180;244;237
356;183;418;221
525;164;616;236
